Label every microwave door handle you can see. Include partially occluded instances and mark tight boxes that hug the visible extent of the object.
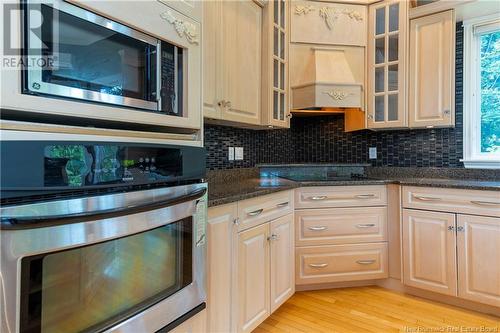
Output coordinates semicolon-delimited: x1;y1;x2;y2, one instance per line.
1;188;207;230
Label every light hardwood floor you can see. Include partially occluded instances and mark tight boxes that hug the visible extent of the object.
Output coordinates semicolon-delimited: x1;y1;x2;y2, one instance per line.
253;286;500;333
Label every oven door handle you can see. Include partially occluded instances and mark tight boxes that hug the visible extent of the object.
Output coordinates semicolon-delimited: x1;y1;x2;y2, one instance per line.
1;188;207;230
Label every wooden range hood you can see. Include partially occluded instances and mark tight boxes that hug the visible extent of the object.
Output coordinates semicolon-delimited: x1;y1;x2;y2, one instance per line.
290;47;366;132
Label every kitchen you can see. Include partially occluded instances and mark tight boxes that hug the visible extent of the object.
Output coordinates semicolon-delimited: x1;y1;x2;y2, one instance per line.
0;0;499;332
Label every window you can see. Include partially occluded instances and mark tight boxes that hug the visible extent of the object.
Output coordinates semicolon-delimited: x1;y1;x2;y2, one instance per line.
463;16;500;169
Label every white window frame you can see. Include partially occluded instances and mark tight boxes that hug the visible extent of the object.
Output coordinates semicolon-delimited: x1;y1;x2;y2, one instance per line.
462;15;500;169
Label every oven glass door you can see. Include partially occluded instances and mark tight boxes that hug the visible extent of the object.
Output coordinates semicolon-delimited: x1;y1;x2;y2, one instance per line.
24;1;158;111
19;218;192;333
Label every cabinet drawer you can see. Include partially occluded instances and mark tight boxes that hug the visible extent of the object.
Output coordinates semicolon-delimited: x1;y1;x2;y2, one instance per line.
402;186;500;217
237;190;293;232
296;243;388;285
295;207;387;246
295;186;387;209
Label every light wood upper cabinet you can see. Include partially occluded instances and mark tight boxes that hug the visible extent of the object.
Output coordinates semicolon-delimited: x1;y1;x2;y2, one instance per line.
270;214;295;313
290;0;367;46
457;215;500;307
236;223;270;333
202;0;221;120
262;0;290;128
367;0;408;129
207;204;237;333
203;0;263;126
409;10;455;128
403;209;458;296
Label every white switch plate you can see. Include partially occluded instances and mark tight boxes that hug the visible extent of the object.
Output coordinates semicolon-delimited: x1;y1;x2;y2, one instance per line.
369;147;377;159
235;147;244;160
228;147;235;161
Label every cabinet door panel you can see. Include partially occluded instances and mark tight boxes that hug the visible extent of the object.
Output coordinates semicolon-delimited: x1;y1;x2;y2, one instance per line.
458;215;500;307
237;223;270;333
409;10;455;128
270;214;294;313
203;0;222;119
207;204;237;333
222;0;262;125
403;209;457;296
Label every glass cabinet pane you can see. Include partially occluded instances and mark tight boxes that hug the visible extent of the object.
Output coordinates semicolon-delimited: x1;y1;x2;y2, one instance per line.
388;64;398;91
280;0;285;29
388;94;398;121
376;7;385;35
280;31;285;59
280;93;285;120
280;62;285;90
389;4;399;32
375;67;385;93
375;96;385;121
273;91;279;119
273;59;279;88
375;38;385;64
274;0;278;24
388;35;398;61
274;27;279;56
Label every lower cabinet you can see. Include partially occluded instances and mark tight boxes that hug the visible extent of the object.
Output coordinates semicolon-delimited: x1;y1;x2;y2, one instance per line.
207;194;295;333
237;214;295;333
457;215;500;307
402;209;458;296
403;208;500;307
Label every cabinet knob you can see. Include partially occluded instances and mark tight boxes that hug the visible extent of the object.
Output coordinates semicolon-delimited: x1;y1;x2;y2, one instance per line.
267;234;278;241
368;114;374;120
443;109;451;116
447;226;455;231
218;100;226;107
233;218;240;226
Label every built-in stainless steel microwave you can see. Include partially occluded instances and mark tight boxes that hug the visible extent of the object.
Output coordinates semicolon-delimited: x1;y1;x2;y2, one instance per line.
22;0;184;117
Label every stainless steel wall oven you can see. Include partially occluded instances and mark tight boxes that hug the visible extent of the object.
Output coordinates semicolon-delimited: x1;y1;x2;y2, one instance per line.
0;140;207;333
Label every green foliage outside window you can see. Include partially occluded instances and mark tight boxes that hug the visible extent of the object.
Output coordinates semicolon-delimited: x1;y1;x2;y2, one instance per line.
480;30;500;153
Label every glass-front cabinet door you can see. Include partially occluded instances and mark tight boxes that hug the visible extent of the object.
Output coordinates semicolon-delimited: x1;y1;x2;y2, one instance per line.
262;0;289;128
367;0;408;129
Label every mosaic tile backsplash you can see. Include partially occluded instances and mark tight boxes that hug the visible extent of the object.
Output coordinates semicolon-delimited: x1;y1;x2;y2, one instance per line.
204;24;464;170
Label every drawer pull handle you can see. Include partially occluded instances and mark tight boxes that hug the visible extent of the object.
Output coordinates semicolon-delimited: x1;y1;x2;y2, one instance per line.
276;202;289;208
356;223;376;228
309;263;328;268
356;260;376;265
470;200;500;207
308;226;328;231
247;209;264;217
413;195;442;202
310;196;327;201
355;194;376;199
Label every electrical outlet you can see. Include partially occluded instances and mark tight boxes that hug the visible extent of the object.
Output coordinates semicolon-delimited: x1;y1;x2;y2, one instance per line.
228;147;235;161
369;147;377;159
235;147;244;160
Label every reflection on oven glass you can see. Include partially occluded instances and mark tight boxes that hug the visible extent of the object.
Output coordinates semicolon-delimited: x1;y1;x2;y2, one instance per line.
37;223;189;333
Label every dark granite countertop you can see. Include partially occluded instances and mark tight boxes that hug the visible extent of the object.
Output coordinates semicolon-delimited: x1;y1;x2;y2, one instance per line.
207;177;298;207
207;167;500;207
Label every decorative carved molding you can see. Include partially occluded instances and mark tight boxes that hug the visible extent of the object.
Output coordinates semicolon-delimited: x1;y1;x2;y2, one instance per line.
319;7;364;30
294;5;315;15
160;10;199;44
323;90;351;101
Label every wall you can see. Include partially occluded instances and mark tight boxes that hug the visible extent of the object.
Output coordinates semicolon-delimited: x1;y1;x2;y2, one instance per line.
204;24;464;170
